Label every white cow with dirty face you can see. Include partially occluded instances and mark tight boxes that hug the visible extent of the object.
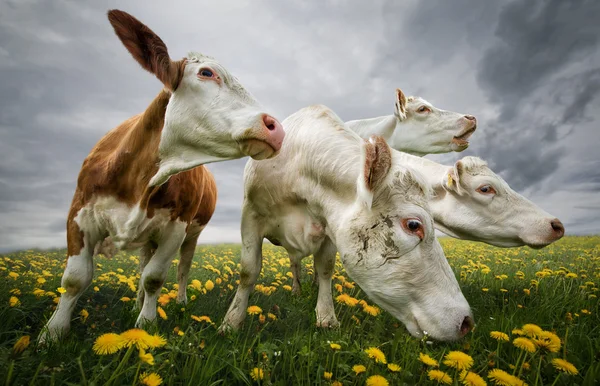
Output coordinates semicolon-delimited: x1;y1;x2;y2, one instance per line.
39;10;284;344
289;151;565;293
346;89;477;156
219;105;474;342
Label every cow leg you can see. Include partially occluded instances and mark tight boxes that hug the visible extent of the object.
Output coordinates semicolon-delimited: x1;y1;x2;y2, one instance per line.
314;239;339;328
176;226;204;304
39;230;100;344
135;242;156;311
290;253;303;295
219;207;263;333
135;221;186;327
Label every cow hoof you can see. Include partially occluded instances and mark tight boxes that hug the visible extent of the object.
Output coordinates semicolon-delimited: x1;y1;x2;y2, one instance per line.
176;296;188;305
217;323;234;336
316;317;340;328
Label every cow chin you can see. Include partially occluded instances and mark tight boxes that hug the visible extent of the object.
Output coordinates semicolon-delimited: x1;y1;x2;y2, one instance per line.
239;139;278;160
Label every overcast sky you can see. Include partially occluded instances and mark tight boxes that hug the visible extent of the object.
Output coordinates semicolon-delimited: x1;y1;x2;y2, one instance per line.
0;0;599;252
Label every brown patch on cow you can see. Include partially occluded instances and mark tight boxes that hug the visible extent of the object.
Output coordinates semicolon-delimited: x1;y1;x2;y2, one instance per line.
107;10;186;90
66;89;217;259
363;136;392;191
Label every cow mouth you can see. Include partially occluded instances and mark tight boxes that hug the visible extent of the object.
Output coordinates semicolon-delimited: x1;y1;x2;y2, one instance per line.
452;126;477;147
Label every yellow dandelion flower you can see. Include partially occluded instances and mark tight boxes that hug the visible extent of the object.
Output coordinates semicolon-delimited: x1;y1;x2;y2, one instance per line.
157;306;167;320
330;343;341;350
353;364;366;374
363;305;381;316
428;369;452;385
513;337;537;353
365;347;387;364
249;367;264;381
120;297;131;302
120;328;153;349
511;328;525;336
523;289;530;296
9;272;19;279
267;313;277;320
460;371;487;386
324;371;332;380
146;334;167;348
387;363;401;372
191;315;213;323
205;280;214;291
490;331;509;342
533;331;561;353
443;351;474;371
93;333;125;355
140;372;162;386
419;352;439;367
80;309;89;322
12;335;30;355
521;324;542;338
366;375;389;386
332;381;342;386
551;358;578;375
247;305;262;315
57;287;67;294
139;348;155;365
9;296;20;307
487;369;525;386
282;285;292;291
93;286;99;292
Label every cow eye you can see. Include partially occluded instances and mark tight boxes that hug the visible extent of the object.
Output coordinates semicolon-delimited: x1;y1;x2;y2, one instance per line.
199;68;214;78
476;184;496;195
417;106;430;113
402;218;424;239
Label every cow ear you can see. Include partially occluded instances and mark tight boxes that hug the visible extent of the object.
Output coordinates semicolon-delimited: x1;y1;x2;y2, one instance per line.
394;88;407;120
107;10;184;90
357;135;392;208
443;160;464;192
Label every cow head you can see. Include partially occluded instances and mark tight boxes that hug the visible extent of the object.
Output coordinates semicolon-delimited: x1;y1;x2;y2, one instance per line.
107;10;284;186
390;89;477;155
336;136;473;341
430;156;565;248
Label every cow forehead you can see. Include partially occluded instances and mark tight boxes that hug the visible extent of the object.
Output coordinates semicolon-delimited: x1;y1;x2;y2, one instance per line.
406;96;432;108
186;51;255;102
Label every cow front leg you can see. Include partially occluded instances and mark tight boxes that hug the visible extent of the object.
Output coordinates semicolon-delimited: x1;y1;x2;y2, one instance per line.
219;207;264;333
314;240;339;328
177;227;203;304
39;229;99;344
135;221;186;328
135;242;156;311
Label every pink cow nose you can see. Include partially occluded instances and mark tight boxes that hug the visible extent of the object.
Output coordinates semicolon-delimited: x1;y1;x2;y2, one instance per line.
262;114;285;152
460;315;474;336
550;218;565;240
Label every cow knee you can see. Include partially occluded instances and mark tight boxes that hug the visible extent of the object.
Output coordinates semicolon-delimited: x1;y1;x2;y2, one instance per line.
143;276;164;294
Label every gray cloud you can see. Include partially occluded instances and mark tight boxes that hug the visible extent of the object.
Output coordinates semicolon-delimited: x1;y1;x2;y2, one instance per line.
0;0;598;252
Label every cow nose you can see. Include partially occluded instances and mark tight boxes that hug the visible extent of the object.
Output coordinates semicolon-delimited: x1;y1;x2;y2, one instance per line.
550;218;565;239
460;315;474;336
261;114;285;151
464;115;476;122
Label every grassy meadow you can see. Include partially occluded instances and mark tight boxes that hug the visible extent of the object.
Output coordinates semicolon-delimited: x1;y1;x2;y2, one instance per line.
1;236;599;385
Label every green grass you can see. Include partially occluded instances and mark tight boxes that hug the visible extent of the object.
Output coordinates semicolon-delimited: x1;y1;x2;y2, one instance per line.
1;236;599;385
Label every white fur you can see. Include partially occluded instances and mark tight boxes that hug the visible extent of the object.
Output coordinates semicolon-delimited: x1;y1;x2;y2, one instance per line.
220;105;472;342
347;92;476;156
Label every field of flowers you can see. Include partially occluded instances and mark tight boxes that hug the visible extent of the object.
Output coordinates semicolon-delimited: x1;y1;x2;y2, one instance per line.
1;236;599;385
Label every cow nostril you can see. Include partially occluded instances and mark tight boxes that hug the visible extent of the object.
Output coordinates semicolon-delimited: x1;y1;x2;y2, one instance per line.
263;115;277;131
550;219;564;237
460;316;474;336
464;115;476;121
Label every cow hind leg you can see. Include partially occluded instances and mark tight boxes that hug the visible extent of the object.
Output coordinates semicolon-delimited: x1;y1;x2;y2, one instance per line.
314;240;339;328
176;227;203;304
290;253;304;295
219;207;264;333
135;221;186;328
136;242;156;311
39;231;99;344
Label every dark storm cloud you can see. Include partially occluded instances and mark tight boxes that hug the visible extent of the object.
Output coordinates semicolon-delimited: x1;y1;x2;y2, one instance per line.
0;0;598;252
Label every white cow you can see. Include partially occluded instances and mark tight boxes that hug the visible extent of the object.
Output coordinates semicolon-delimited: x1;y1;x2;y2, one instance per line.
289;152;565;293
220;105;474;342
346;88;477;156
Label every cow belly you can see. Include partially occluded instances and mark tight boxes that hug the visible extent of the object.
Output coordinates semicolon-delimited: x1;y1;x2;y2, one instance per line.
264;207;326;257
74;196;175;250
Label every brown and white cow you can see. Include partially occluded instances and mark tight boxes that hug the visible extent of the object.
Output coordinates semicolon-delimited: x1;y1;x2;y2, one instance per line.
38;9;284;344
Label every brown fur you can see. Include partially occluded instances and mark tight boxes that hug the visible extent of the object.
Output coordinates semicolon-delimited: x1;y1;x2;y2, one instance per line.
66;90;217;257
